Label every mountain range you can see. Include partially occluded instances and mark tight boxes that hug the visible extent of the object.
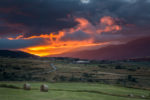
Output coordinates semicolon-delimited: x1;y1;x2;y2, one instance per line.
55;37;150;60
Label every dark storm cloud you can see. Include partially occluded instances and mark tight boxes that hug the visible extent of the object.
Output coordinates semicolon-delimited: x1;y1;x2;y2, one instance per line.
0;0;149;36
115;0;150;26
61;30;91;41
0;0;80;37
79;0;150;26
0;38;45;49
0;0;150;34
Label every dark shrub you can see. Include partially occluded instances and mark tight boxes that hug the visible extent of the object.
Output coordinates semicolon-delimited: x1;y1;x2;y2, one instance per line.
0;84;20;89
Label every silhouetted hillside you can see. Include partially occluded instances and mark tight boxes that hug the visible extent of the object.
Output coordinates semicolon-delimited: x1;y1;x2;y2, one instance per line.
130;57;150;62
0;50;38;58
57;37;150;60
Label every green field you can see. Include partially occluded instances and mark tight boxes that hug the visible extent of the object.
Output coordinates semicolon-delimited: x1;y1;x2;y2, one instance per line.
0;57;150;100
1;57;150;89
0;82;149;100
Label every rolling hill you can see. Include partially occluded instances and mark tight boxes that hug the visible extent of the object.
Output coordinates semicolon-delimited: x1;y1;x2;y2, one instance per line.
0;50;38;58
57;37;150;60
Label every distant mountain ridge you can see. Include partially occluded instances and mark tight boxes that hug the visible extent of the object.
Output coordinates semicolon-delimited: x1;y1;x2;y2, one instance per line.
55;37;150;60
130;57;150;62
0;50;38;58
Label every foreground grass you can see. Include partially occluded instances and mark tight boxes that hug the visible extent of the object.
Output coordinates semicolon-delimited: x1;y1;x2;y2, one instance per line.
0;82;149;100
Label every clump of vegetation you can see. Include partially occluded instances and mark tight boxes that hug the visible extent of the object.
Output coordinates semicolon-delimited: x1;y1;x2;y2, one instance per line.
82;73;92;78
115;65;125;69
127;68;137;71
127;75;137;82
59;75;67;81
0;84;20;89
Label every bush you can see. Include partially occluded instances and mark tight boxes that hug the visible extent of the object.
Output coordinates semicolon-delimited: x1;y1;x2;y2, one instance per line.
128;68;136;71
82;73;92;78
69;75;80;82
0;84;20;89
115;65;125;69
128;75;137;82
59;75;67;81
98;65;106;68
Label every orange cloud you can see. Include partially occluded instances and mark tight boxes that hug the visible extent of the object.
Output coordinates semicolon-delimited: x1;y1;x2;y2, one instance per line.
97;16;122;33
19;39;110;56
8;34;51;40
7;16;122;57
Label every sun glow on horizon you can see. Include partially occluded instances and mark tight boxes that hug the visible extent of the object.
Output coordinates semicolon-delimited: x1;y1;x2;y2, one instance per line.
19;41;110;57
8;16;122;57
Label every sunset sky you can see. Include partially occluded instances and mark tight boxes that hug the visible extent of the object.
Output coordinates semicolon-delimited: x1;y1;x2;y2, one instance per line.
0;0;150;57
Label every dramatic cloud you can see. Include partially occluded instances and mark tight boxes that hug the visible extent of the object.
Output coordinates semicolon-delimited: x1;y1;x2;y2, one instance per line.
0;0;150;56
7;16;121;56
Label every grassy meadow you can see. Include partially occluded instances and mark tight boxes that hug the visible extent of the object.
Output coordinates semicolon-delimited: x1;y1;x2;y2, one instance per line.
0;57;150;100
0;82;150;100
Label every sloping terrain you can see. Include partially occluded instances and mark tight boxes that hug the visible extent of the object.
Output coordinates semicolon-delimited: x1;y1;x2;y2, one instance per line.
0;57;150;89
0;58;53;81
56;37;150;60
0;50;38;58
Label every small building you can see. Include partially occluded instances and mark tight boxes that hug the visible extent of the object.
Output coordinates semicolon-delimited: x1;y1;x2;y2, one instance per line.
74;60;90;64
